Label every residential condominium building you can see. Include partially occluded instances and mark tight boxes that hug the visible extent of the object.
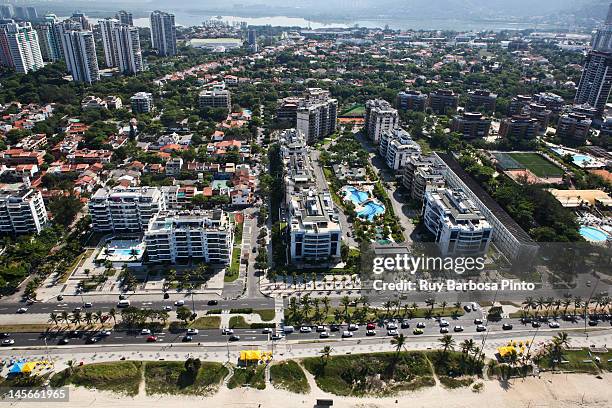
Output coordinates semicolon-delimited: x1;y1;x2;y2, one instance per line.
574;50;612;115
288;188;342;262
198;84;232;110
0;188;48;235
131;92;154;113
116;10;133;26
397;89;427;112
436;153;538;261
113;24;143;74
533;92;564;113
428;89;458;115
296;99;338;143
144;210;233;264
378;128;421;171
499;115;539;140
88;186;165;232
508;94;532;116
34;15;62;62
99;18;119;67
401;155;446;202
423;187;493;256
450;112;491;138
523;103;552;133
150;10;176;57
58;26;100;84
556;112;592;143
0;21;44;74
364;99;399;144
466;90;497;113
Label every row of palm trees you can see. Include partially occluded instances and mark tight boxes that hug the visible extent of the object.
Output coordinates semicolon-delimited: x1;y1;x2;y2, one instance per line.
522;294;611;317
287;294;463;325
48;309;117;327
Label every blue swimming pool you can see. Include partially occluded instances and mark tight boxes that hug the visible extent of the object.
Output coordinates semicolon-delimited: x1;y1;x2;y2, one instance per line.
579;226;610;242
345;187;369;205
113;248;144;256
357;201;385;221
551;148;594;167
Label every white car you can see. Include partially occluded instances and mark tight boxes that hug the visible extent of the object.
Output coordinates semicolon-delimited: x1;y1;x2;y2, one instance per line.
163;305;172;311
299;326;312;333
319;331;330;338
439;320;449;327
16;307;28;313
1;339;15;346
140;328;151;335
222;328;234;335
84;302;93;308
316;325;327;332
262;327;273;334
186;328;199;335
453;326;464;332
99;330;112;337
342;330;353;338
548;321;560;328
174;300;185;306
387;329;399;336
348;323;359;331
387;323;398;330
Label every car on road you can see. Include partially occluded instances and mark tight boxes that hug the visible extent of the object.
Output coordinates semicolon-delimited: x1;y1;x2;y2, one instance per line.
548;321;560;328
56;295;63;301
299;326;312;333
1;339;15;346
86;337;99;344
222;328;234;335
439;320;449;327
84;302;93;308
58;338;69;345
163;306;172;311
342;331;353;338
531;321;541;328
73;307;82;313
146;336;157;342
319;331;330;338
207;300;218;306
140;329;152;335
439;327;449;334
16;307;27;313
229;335;240;341
0;333;10;338
464;305;471;312
99;330;112;336
588;320;599;326
413;329;424;335
262;328;273;334
366;329;376;336
416;322;426;329
474;319;483;325
183;335;193;342
476;325;487;332
186;328;199;335
387;329;399;336
454;326;464;332
174;300;185;306
117;300;130;308
271;333;283;341
502;323;513;330
348;324;359;331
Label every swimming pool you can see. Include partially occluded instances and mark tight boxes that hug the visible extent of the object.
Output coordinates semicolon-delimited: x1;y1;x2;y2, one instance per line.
345;187;369;205
357;201;385;221
551;148;595;167
113;248;144;256
579;226;610;242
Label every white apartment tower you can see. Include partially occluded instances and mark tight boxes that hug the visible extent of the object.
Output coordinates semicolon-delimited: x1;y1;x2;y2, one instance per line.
116;10;134;26
0;21;44;74
0;188;48;235
365;99;399;144
99;18;119;68
150;10;176;57
59;26;100;84
88;187;165;233
113;24;143;74
144;210;234;264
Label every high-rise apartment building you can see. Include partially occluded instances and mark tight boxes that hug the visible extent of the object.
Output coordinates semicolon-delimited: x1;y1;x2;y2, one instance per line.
466;90;497;113
499;115;539;140
35;15;62;62
296;99;338;143
592;4;612;52
450;112;491;138
0;188;48;235
144;210;234;264
130;92;154;113
397;89;428;112
116;10;134;26
378;128;421;171
556;112;592;143
429;89;458;115
113;24;143;74
150;10;176;56
574;51;612;115
0;21;44;74
99;18;119;68
58;25;99;84
198;84;232;110
364;99;399;144
89;187;165;233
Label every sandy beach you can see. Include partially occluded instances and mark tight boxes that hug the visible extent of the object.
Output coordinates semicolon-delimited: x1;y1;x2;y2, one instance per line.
7;370;611;408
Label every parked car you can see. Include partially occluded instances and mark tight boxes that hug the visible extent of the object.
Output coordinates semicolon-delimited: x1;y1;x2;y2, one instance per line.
502;323;513;330
366;329;376;336
174;300;185;306
229;335;240;341
439;320;449;327
474;319;483;325
146;336;157;342
207;300;218;306
387;329;399;336
330;324;340;332
99;330;112;337
453;326;464;332
476;325;487;332
401;320;410;329
163;306;172;311
183;335;193;342
222;328;234;335
186;328;199;335
548;321;560;328
366;323;376;330
319;331;330;338
416;322;426;329
299;326;312;333
387;323;398;330
588;320;599;326
342;331;353;338
439;327;449;334
413;329;424;335
316;325;327;332
140;329;151;335
84;302;93;308
0;333;10;338
532;321;541;328
348;323;359;331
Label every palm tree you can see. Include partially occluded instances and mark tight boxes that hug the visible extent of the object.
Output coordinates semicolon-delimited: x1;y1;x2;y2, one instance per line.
522;297;535;311
553;331;570;349
438;334;455;354
319;346;333;364
440;301;448;314
66;360;75;375
383;300;392;317
71;311;82;325
60;311;69;325
562;298;572;315
321;296;330;316
425;298;436;311
340;296;350;317
459;339;474;359
94;310;104;324
84;311;93;326
48;312;59;326
453;301;461;310
391;333;406;355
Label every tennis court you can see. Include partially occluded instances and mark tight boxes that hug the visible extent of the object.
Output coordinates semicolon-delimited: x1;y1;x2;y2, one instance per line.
506;152;564;178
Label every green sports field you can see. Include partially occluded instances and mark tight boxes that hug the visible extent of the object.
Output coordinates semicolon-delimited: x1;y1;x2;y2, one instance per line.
506;152;564;178
339;105;365;117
